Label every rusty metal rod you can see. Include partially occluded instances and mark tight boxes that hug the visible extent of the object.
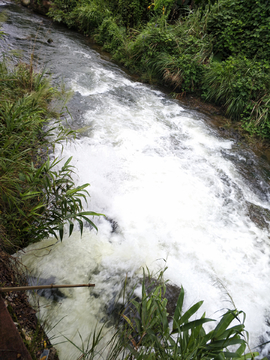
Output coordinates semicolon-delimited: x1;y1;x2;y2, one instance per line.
0;283;95;292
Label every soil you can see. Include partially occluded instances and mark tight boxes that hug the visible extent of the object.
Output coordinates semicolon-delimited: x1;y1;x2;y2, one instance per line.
0;250;59;360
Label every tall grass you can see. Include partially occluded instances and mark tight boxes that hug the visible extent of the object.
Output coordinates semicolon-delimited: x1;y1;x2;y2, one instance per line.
202;57;270;138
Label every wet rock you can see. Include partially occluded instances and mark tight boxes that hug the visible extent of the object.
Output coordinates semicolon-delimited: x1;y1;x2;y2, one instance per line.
106;217;119;233
247;202;270;229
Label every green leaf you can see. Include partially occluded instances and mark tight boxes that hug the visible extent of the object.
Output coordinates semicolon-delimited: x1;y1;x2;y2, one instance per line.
173;286;184;330
180;317;214;332
212;310;239;339
178;300;204;326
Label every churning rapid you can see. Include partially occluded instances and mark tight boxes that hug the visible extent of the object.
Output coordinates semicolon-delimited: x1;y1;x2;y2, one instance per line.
2;1;270;359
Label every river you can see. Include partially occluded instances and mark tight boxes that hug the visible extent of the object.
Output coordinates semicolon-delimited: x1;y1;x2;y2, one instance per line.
1;1;270;359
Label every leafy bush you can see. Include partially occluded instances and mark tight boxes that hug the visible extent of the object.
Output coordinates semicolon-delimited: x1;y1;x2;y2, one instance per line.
115;11;212;90
72;2;111;35
207;0;270;61
113;269;258;359
47;0;79;27
95;17;126;53
107;0;151;28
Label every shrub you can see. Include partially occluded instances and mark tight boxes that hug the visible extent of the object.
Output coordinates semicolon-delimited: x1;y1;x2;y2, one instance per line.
106;0;151;28
115;11;212;90
73;2;111;35
202;56;270;138
95;17;126;53
207;0;270;61
113;269;257;359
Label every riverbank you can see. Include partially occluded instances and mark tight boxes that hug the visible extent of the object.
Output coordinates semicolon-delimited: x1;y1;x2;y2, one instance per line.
0;36;99;358
0;251;59;359
0;55;64;359
21;0;270;143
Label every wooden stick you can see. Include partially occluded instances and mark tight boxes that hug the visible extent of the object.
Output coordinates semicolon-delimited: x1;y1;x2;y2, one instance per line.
0;284;95;292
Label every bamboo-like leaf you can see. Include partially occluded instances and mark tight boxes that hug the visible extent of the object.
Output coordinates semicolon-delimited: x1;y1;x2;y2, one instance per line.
178;300;204;326
59;223;64;241
173;286;184;330
69;222;74;237
180;317;214;332
212;310;238;340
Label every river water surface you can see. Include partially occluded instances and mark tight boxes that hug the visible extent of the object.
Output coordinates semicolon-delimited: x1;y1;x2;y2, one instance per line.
2;2;270;359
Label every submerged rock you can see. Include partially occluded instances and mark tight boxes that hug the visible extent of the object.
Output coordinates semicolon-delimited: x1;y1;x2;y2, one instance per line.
21;0;30;5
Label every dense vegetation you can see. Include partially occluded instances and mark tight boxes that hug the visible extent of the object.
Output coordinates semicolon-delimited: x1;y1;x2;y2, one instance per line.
0;54;101;253
42;0;270;140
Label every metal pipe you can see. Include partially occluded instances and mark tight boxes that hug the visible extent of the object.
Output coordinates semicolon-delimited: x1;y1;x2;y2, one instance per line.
0;283;95;292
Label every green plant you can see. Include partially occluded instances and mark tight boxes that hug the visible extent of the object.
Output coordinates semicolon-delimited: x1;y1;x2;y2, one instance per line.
73;2;111;35
19;156;103;242
95;17;126;52
108;0;151;28
64;325;106;360
67;268;263;359
0;57;101;252
202;56;270;138
206;0;270;61
111;268;258;359
47;0;79;26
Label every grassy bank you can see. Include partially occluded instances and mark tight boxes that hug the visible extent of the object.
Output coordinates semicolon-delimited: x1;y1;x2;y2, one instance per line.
32;0;270;141
0;53;101;253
